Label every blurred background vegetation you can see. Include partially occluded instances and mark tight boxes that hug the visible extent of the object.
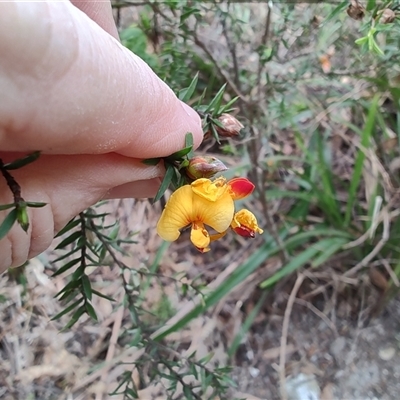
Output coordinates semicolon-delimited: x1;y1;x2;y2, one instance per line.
2;1;400;399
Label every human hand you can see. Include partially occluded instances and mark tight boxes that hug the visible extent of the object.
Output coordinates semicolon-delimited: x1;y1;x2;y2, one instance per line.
0;1;203;271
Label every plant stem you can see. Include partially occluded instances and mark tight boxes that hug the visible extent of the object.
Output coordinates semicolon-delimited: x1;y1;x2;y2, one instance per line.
0;158;22;203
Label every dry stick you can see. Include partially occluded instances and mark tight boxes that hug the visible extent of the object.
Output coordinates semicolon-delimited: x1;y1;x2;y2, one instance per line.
380;256;400;287
303;209;397;301
255;2;272;91
220;6;240;87
279;273;305;400
344;208;390;277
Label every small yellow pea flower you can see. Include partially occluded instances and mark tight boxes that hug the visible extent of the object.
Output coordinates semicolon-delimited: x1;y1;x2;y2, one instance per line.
156;177;261;252
231;209;264;238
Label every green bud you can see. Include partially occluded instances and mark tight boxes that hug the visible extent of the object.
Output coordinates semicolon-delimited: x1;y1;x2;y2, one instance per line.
186;156;228;180
16;202;29;232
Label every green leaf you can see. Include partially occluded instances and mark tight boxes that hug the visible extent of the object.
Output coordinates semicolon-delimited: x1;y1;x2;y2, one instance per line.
52;257;81;277
26;202;47;208
178;73;199;102
92;289;115;302
324;1;348;24
55;279;81;298
204;83;227;114
0;203;16;211
51;298;84;321
185;132;194;154
81;275;92;301
210;123;221;144
85;301;98;321
369;36;384;56
62;305;86;330
0;208;18;240
166;145;193;161
4;151;41;170
366;0;376;11
52;245;83;263
344;96;378;226
152;163;175;203
142;157;161;166
355;36;368;46
259;239;334;289
71;267;84;281
55;231;82;250
311;237;348;268
219;96;239;114
55;218;80;238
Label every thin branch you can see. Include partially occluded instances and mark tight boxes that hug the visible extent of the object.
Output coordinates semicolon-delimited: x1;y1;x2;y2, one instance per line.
220;7;240;87
279;273;305;400
0;159;23;203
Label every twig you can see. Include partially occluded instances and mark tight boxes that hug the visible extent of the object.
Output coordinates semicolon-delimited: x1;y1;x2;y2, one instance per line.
220;6;240;87
380;256;400;287
279;273;305;400
249;125;289;263
256;2;272;93
0;158;23;203
344;208;390;277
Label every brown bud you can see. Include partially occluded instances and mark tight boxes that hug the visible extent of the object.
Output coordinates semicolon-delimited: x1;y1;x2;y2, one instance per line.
347;0;365;20
380;8;396;24
215;113;244;138
186;156;228;180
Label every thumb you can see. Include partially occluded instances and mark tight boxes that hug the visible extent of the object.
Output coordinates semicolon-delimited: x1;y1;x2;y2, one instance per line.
0;1;203;157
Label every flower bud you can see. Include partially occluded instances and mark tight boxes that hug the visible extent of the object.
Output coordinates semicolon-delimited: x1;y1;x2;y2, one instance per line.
380;9;396;24
186;156;228;180
231;209;263;238
215;114;244;138
347;0;364;20
16;203;29;232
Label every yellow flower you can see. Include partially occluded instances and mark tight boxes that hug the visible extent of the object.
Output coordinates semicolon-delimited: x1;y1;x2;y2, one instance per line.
157;177;256;252
231;209;264;238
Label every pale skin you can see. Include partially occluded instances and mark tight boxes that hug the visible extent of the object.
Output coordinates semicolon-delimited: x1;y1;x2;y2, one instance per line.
0;1;203;272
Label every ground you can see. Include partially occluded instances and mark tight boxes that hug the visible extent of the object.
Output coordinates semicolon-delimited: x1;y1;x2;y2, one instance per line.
0;199;399;400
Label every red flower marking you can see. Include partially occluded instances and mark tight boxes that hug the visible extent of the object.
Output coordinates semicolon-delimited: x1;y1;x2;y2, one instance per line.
228;177;255;200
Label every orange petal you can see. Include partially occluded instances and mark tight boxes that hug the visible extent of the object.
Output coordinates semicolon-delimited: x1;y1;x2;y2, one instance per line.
190;223;210;249
192;189;234;233
156;185;194;241
228;178;255;200
191;177;227;202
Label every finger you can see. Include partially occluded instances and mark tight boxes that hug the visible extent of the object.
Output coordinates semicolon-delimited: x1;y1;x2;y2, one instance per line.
0;2;203;158
70;0;119;39
0;152;163;271
104;178;162;199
